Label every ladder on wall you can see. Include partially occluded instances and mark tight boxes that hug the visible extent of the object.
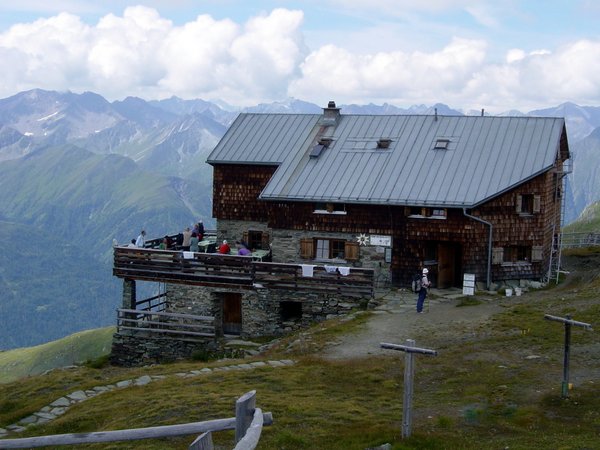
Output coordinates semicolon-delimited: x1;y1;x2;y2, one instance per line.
547;158;573;283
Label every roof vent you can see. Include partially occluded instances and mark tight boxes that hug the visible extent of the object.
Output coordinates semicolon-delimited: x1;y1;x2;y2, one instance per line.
319;100;341;126
377;138;392;149
310;137;333;158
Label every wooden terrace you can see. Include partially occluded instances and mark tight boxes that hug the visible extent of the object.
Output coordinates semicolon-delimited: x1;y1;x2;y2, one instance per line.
113;246;375;297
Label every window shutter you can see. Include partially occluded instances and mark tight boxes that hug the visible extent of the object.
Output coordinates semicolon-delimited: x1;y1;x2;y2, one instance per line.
492;247;504;264
531;245;543;261
300;238;314;259
261;232;270;249
515;194;522;213
533;195;541;213
345;241;360;261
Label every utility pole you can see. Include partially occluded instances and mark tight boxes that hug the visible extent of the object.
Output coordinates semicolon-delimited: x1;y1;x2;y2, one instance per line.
544;314;593;398
381;339;437;438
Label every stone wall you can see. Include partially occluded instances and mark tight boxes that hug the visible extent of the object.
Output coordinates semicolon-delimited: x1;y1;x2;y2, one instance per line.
217;219;392;285
166;283;367;339
110;332;218;367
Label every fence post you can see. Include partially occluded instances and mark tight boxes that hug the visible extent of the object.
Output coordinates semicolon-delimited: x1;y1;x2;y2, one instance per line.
189;431;214;450
235;390;256;443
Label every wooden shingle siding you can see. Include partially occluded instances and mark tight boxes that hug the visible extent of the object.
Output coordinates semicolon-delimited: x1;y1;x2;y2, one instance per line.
212;165;277;221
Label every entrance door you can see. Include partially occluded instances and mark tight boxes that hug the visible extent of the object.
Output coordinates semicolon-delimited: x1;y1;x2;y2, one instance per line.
222;293;242;335
437;243;462;288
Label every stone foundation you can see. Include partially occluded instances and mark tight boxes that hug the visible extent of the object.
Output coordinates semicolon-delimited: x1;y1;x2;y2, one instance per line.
166;284;368;339
110;332;219;367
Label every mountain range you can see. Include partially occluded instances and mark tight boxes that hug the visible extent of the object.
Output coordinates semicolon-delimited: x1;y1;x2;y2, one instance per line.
0;89;599;349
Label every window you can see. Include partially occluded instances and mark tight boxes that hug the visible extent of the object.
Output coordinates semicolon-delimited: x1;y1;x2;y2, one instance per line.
434;138;450;149
430;208;447;218
377;138;392;149
316;239;345;259
314;203;347;214
300;238;359;261
406;207;447;219
516;194;541;215
503;246;531;263
243;230;269;250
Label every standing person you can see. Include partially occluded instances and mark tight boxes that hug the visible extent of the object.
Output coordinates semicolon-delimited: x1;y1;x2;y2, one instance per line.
416;268;432;313
182;227;192;251
135;230;146;248
190;232;199;252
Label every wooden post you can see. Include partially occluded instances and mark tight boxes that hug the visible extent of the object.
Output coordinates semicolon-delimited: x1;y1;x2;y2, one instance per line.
235;390;256;443
544;314;593;398
402;340;415;438
189;431;213;450
381;340;437;439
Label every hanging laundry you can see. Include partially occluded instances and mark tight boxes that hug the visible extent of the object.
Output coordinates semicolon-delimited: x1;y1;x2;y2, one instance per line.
338;267;351;276
300;264;316;277
324;265;337;274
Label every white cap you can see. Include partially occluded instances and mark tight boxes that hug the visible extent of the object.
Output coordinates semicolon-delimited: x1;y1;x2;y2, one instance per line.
423;268;429;274
223;240;228;244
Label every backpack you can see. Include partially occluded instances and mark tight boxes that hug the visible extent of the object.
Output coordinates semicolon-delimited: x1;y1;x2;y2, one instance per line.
411;273;422;293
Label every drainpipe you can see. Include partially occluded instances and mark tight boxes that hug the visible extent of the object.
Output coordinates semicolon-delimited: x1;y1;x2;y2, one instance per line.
463;208;492;290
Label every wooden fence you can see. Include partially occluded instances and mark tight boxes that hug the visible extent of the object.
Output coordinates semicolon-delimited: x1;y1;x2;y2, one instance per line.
0;391;270;449
117;308;216;340
113;247;375;297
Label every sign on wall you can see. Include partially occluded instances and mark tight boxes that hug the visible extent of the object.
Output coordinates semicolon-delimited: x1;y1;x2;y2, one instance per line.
370;235;392;247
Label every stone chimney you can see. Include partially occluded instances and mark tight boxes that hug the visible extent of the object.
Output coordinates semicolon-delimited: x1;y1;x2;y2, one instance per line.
319;100;341;126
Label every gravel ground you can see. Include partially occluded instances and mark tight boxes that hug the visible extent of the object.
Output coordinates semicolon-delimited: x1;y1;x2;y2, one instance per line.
321;287;505;360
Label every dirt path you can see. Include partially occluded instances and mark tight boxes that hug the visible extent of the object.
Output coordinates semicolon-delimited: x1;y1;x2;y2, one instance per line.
321;288;505;360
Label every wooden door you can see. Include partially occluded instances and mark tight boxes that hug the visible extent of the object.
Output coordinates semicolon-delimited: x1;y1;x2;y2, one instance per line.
222;293;242;335
437;243;460;288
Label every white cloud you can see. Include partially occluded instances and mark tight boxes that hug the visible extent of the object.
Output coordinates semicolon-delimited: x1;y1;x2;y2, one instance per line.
1;6;600;112
289;37;487;106
0;6;307;104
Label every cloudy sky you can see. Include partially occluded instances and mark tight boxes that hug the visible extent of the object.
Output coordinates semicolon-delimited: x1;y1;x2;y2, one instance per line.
0;0;599;113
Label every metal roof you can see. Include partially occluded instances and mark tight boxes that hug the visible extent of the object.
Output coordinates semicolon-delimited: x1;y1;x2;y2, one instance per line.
207;113;569;208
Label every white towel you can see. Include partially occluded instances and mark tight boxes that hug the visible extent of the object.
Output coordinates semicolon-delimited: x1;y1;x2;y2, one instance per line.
183;251;195;259
338;266;350;276
324;265;337;274
300;264;316;277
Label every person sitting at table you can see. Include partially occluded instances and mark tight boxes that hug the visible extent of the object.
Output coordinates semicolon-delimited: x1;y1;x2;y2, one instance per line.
159;236;170;250
218;240;231;254
238;246;251;256
190;232;199;252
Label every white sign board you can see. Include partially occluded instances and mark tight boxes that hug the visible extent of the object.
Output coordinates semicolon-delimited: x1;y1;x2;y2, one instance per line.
370;235;392;247
462;273;475;296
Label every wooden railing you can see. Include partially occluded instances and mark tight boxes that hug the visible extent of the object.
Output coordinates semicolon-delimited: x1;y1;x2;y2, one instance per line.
0;391;270;450
117;309;215;340
114;247;375;297
252;262;374;297
145;230;217;250
561;232;600;249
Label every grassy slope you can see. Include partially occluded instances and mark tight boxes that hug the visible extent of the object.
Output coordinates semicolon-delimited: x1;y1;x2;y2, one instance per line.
564;200;600;233
0;327;114;384
0;249;598;449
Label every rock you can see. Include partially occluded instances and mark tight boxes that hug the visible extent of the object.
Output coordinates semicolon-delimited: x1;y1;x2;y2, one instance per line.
135;375;153;386
67;390;88;401
50;397;71;407
18;415;39;425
